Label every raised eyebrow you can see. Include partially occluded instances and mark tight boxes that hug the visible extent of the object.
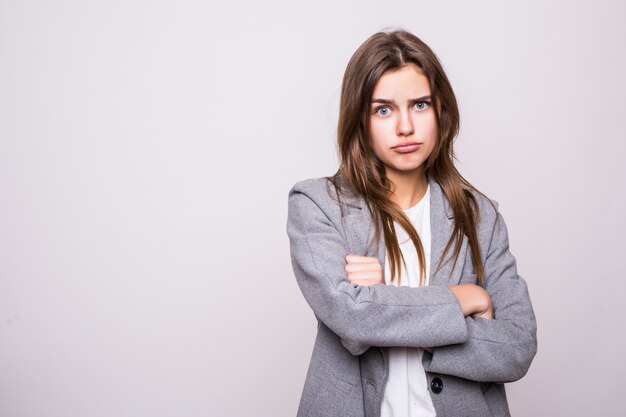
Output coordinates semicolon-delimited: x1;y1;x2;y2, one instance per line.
371;95;432;105
409;95;432;102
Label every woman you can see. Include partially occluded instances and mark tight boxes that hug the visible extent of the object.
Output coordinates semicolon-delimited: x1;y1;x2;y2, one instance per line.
286;29;537;417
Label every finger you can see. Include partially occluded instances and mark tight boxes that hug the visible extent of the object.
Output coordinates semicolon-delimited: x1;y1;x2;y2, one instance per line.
345;262;382;273
349;255;379;264
345;254;380;264
471;311;494;320
350;278;383;287
347;270;383;282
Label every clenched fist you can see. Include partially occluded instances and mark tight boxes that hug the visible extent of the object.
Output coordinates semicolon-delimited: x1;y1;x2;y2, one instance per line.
344;253;384;286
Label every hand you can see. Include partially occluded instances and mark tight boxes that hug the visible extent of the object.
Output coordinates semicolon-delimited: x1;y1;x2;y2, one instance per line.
448;284;494;320
472;305;494;320
344;254;384;286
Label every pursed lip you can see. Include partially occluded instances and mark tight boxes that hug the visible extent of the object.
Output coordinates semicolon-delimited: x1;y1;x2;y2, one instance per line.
392;141;421;149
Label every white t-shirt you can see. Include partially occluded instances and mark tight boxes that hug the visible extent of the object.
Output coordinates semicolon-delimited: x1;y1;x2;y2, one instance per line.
380;184;437;417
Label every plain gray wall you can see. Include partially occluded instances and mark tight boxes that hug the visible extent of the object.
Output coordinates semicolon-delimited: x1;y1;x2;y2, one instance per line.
1;1;625;416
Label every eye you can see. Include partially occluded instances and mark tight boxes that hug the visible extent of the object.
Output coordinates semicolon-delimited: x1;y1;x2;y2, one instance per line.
413;101;430;111
375;106;391;116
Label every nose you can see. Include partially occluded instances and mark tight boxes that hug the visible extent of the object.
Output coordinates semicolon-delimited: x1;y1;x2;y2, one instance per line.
396;109;414;137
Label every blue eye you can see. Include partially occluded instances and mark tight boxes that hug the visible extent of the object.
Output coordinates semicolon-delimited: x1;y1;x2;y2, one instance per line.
414;101;430;110
376;106;390;116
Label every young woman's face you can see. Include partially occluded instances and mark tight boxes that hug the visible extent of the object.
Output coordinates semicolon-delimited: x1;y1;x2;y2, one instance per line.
369;63;437;178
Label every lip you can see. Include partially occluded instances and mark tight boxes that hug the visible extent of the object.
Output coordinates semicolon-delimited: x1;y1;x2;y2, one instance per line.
392;142;421;153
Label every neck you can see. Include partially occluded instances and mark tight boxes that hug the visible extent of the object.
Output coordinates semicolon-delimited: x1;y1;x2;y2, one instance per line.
386;167;428;210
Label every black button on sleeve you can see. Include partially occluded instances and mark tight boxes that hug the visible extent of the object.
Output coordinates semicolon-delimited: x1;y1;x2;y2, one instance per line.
430;377;443;394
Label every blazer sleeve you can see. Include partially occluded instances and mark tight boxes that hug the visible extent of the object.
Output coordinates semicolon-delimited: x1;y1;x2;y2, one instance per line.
422;209;538;383
287;183;469;356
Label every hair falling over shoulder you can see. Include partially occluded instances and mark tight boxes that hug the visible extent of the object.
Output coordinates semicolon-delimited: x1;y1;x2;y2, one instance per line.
327;29;493;287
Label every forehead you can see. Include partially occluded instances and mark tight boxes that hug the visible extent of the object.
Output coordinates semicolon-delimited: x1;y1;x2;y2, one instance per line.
372;64;431;99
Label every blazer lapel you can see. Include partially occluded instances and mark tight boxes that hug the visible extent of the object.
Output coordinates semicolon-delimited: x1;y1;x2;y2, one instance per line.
337;186;380;261
428;175;467;286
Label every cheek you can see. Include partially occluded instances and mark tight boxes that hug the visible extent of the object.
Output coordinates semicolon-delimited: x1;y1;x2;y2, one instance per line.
418;116;438;150
420;113;438;137
426;126;437;149
416;115;437;155
425;129;437;156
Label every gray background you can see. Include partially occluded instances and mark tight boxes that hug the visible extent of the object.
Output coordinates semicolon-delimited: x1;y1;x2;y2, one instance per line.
1;0;625;416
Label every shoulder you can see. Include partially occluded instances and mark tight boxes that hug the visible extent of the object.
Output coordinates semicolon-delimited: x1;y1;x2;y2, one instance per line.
287;176;345;222
288;177;340;209
289;176;334;197
463;187;515;255
468;188;499;221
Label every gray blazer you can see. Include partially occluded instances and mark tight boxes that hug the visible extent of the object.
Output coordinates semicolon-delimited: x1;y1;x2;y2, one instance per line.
286;173;537;417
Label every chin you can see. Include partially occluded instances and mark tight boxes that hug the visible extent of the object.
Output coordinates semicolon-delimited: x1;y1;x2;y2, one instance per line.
398;160;427;171
388;164;426;174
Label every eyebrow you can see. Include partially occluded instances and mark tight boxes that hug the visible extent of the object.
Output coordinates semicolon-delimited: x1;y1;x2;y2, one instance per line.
371;95;432;105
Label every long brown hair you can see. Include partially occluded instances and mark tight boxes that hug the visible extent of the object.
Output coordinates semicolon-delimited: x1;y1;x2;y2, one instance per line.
328;29;493;286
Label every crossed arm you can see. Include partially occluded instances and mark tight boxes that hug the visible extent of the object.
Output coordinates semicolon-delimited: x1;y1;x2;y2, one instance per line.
345;253;495;323
287;186;537;383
